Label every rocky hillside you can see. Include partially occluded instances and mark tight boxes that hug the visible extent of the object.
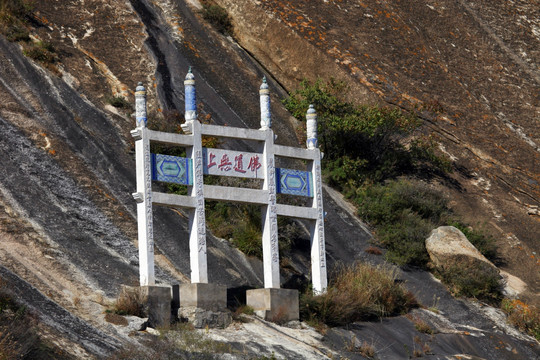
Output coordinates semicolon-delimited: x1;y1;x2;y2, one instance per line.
0;0;538;358
216;0;540;302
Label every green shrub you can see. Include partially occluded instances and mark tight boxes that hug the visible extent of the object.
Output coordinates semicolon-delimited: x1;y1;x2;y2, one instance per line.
435;260;504;305
377;210;433;267
200;2;233;35
450;222;498;262
283;78;450;187
107;96;131;109
300;262;417;326
355;179;449;267
22;41;56;63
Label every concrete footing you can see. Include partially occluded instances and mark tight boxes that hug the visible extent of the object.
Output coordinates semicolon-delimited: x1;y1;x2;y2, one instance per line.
178;283;230;328
179;283;227;311
246;288;299;322
140;285;171;328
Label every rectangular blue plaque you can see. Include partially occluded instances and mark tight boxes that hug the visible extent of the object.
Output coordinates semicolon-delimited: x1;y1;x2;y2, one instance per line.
276;168;313;197
151;153;193;185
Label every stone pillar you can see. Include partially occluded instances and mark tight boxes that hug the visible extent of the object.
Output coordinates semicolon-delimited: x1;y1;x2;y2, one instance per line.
259;77;271;130
181;68;208;284
306;106;327;294
131;83;155;286
259;78;280;289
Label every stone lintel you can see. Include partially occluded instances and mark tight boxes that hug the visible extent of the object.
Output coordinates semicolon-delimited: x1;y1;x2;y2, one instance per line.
140;285;172;328
179;283;227;312
246;288;299;322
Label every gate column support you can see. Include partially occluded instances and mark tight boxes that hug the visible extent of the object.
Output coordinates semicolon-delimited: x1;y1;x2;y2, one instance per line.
182;68;208;284
261;129;280;288
259;77;280;288
306;105;327;294
132;82;155;286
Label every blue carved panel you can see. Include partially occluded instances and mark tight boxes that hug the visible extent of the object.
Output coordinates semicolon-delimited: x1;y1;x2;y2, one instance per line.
276;168;313;197
151;153;193;185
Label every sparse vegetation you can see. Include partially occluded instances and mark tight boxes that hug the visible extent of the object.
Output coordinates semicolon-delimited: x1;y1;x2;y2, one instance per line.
283;79;465;267
408;315;435;335
300;262;417;327
355;179;446;267
434;261;504;305
110;322;233;359
205;199;301;259
200;1;233;35
112;287;146;317
22;40;56;63
283;78;451;191
0;0;32;42
107;96;131;110
501;299;540;341
346;336;375;357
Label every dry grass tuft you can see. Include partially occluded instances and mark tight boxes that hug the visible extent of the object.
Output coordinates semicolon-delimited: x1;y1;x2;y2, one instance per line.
502;299;540;341
301;262;417;326
113;287;146;317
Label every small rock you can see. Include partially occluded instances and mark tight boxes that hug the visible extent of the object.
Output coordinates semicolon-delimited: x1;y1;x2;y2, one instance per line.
145;327;160;336
125;315;148;331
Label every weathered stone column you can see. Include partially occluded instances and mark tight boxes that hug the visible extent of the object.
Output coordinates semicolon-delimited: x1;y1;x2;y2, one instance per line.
131;82;155;286
182;68;208;284
306;105;327;294
259;77;280;288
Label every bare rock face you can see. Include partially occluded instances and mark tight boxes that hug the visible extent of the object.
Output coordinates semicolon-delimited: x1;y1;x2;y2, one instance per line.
426;226;498;275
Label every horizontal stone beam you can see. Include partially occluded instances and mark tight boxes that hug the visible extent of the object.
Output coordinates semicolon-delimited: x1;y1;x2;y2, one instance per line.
204;185;268;204
201;124;267;141
274;144;318;160
152;191;197;208
147;129;194;146
276;204;318;220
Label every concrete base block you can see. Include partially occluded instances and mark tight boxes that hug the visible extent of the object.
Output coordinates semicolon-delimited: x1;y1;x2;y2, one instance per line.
140;285;171;328
178;306;232;329
246;288;299;322
179;283;227;311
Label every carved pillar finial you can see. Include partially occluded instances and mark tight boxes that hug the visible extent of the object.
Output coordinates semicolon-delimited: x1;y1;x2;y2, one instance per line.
135;82;147;127
306;104;318;149
185;67;197;122
260;76;271;130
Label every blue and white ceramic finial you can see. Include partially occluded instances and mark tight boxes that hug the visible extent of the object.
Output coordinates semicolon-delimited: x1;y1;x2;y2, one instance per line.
306;104;318;149
135;82;147;127
259;76;271;130
184;67;197;122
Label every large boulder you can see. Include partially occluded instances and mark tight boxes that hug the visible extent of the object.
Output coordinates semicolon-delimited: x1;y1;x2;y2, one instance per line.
426;226;503;301
426;226;495;271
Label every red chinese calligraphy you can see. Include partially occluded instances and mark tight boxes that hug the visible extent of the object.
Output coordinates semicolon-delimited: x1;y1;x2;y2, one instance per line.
234;154;246;173
248;155;262;172
207;152;216;168
218;154;232;171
